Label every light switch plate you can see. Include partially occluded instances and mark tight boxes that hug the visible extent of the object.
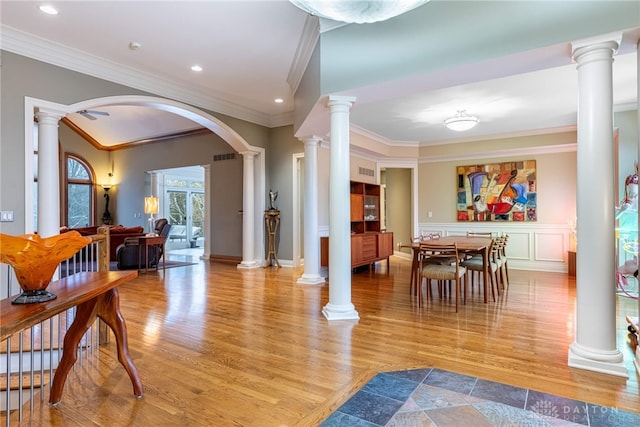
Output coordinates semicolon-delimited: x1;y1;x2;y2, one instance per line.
0;211;14;222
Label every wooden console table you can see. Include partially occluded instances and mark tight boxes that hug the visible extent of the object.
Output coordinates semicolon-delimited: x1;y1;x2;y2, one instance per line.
568;250;576;276
0;271;143;405
138;235;165;273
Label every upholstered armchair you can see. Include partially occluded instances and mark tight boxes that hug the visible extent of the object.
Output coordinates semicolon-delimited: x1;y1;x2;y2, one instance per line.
115;219;171;270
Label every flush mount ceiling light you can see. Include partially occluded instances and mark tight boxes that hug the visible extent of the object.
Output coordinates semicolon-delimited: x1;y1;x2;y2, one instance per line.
38;5;59;15
290;0;429;24
444;110;479;132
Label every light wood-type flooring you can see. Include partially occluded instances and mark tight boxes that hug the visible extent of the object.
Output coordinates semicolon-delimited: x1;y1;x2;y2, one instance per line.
3;255;639;426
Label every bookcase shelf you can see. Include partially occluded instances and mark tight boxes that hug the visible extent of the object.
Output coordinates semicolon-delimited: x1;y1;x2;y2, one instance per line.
320;181;393;270
350;181;381;234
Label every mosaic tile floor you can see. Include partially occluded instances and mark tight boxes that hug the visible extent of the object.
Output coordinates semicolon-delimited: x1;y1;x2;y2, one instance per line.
320;368;640;426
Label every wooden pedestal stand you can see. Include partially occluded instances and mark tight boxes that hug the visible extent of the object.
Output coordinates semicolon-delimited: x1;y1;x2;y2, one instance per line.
265;209;281;267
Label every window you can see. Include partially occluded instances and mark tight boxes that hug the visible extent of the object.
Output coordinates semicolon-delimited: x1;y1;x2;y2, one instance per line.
65;154;96;227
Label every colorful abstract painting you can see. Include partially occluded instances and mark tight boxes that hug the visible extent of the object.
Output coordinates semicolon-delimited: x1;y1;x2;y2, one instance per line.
457;160;537;222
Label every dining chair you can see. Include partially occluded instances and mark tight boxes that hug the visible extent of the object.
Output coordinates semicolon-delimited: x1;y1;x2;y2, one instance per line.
408;235;425;297
461;231;492;261
461;238;499;302
496;235;510;288
409;233;454;298
418;243;466;312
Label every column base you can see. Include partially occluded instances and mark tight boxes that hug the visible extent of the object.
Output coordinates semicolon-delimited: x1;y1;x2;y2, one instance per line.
322;302;359;321
237;260;260;270
568;342;628;378
297;274;325;285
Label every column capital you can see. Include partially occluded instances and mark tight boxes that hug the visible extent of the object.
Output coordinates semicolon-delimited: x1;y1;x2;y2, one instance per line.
572;32;621;62
35;109;65;125
327;95;356;110
299;135;323;146
240;150;259;159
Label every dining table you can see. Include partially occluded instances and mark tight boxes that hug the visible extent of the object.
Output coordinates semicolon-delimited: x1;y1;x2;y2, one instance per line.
402;236;493;304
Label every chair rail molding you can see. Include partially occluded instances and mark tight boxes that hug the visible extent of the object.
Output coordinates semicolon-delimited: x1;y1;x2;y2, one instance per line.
419;222;572;273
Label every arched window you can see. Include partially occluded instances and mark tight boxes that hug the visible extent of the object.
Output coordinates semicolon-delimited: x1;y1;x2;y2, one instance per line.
65;154;96;227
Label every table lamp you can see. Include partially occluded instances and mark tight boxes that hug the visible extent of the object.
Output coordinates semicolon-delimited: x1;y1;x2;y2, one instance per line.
144;196;159;235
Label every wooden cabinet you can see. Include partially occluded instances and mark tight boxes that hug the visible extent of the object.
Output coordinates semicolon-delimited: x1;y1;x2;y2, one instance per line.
320;232;394;269
320;181;393;270
377;232;394;259
568;251;576;276
350;194;364;222
350;181;381;234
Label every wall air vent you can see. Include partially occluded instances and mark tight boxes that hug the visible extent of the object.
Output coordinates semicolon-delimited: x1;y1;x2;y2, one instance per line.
358;167;375;177
213;153;236;161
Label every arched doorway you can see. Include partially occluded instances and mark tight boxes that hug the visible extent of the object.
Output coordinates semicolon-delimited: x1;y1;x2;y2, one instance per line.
24;95;265;267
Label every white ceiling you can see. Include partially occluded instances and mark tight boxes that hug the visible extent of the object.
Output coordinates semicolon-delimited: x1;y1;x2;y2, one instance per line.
1;1;638;148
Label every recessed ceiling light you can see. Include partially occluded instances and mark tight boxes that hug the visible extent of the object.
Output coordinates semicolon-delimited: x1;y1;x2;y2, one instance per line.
191;65;203;72
38;5;59;15
274;98;284;104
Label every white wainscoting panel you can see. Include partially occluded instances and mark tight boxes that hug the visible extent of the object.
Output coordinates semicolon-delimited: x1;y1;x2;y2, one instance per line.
505;232;531;261
534;231;566;262
318;223;571;273
418;222;571;273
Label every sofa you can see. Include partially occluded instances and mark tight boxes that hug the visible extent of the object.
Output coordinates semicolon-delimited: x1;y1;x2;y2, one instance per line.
115;219;171;270
60;224;146;261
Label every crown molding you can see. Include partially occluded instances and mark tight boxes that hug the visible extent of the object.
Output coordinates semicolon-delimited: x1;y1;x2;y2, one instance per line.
1;25;292;128
287;15;320;95
350;124;419;148
419;143;577;164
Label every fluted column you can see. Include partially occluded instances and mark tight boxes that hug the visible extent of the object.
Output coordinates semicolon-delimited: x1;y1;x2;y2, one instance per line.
238;151;259;269
568;34;627;377
322;96;359;321
298;136;325;285
35;109;64;238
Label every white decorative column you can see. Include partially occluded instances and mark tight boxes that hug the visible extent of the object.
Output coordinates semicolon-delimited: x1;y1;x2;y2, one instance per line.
322;96;359;321
238;151;259;269
202;164;211;260
635;38;640;375
35;109;64;238
298;136;325;285
568;34;627;377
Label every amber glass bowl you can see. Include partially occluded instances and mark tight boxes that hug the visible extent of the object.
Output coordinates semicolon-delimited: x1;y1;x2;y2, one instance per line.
0;232;92;304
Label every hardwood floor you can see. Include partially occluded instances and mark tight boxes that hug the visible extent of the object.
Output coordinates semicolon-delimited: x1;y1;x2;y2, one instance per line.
3;256;639;426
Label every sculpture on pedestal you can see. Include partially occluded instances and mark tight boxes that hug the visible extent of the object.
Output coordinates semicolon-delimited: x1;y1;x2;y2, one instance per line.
269;189;278;211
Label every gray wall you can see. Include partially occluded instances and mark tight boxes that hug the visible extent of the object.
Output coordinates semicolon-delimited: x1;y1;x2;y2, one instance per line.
2;50;638;264
385;168;412;254
265;125;305;258
0;51;149;235
1;50;277;260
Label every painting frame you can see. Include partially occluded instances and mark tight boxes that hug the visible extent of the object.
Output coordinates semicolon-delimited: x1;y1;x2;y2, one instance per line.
456;160;537;222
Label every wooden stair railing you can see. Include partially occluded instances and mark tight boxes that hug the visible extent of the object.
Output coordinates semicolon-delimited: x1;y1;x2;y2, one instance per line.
1;226;110;423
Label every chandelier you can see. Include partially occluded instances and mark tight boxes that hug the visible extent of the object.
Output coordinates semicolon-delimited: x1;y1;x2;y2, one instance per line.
289;0;430;24
444;110;479;132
